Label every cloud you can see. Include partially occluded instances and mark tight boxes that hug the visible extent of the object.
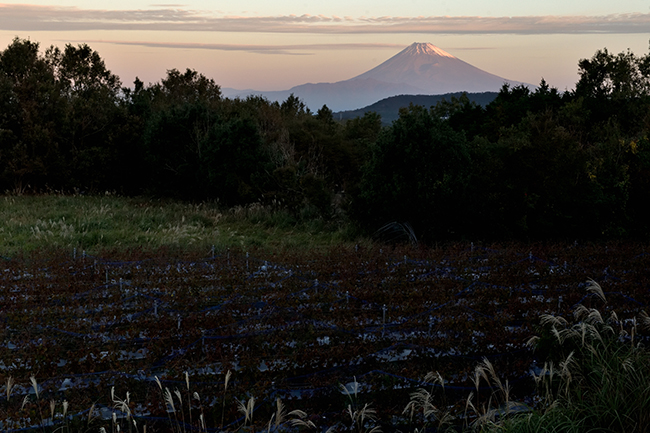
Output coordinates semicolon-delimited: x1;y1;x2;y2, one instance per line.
79;40;405;55
1;4;649;35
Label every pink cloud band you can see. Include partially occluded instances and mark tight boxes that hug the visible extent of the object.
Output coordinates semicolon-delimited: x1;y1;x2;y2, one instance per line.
0;4;648;35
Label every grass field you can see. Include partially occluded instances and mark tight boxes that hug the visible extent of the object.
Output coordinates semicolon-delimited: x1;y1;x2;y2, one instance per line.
0;195;358;256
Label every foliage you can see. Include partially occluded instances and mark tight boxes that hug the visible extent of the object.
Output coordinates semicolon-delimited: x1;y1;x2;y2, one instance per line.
0;38;64;191
486;283;650;433
353;104;471;240
3;37;650;241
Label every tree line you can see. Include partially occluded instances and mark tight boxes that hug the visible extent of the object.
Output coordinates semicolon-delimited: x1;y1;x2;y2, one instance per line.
2;37;650;241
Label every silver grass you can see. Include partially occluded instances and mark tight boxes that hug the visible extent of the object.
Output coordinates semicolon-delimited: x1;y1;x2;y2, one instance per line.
403;388;431;419
540;314;568;327
267;413;276;433
475;358;507;400
224;370;232;392
221;370;232;430
113;390;132;420
184;374;193;432
347;403;381;433
531;363;544;386
559;352;575;398
237;396;255;426
5;376;14;401
580;322;588;346
579;322;597;346
288;410;315;429
586;308;605;325
405;383;454;428
403;392;417;421
247;396;256;424
340;377;359;400
525;335;540;348
87;403;97;426
274;397;286;428
586;278;606;303
473;366;483;393
584;322;608;344
423;371;445;390
573;304;589;321
174;388;187;433
546;363;556;401
554;326;581;345
463;392;475;429
30;376;39;400
560;352;575;380
622;355;635;373
464;392;492;429
164;388;176;413
639;310;650;330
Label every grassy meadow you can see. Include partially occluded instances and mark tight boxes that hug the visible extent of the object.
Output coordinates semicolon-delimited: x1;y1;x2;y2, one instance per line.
0;195;358;256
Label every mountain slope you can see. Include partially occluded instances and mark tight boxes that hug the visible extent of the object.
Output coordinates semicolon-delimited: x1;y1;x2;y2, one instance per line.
225;42;532;111
224;78;423;112
335;92;499;124
349;43;525;94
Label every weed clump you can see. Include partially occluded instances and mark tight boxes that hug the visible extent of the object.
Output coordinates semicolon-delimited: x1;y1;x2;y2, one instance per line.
482;280;650;433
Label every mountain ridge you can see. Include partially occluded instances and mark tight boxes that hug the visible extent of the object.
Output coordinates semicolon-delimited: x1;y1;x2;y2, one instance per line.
334;91;500;124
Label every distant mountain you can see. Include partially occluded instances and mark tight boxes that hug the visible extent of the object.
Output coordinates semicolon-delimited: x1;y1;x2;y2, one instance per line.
335;92;499;124
224;42;532;111
222;78;423;112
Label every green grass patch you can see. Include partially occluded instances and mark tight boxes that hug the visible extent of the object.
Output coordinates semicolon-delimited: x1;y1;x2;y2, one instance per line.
0;194;359;256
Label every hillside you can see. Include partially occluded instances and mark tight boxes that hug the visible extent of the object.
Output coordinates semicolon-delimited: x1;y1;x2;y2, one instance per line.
336;92;499;123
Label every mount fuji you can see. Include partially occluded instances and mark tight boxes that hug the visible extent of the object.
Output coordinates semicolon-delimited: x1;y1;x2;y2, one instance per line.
222;42;532;112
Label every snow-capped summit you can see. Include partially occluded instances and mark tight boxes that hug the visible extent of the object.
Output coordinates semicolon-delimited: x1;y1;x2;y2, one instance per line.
401;42;457;58
349;42;522;95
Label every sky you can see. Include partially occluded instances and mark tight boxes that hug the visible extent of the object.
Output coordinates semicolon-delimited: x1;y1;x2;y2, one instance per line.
0;1;649;92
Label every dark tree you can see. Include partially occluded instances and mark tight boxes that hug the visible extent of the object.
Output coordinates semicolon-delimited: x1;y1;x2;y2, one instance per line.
0;38;63;191
353;104;471;240
46;43;125;190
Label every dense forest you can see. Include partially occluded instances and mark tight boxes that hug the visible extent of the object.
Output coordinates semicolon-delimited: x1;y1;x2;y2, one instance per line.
1;37;650;241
